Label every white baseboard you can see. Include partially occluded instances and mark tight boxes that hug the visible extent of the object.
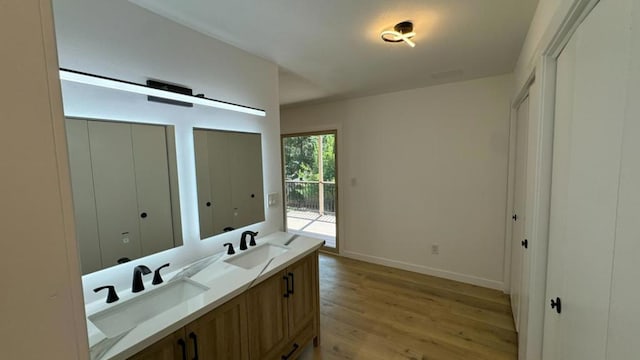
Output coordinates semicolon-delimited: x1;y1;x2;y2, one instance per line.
341;250;504;290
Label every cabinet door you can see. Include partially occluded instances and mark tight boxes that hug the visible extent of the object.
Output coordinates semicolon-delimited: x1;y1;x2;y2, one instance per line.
131;124;175;256
287;254;317;336
185;295;249;360
247;271;289;360
128;328;186;360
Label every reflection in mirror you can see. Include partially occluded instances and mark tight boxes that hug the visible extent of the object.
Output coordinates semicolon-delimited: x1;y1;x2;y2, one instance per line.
66;118;182;274
193;129;265;239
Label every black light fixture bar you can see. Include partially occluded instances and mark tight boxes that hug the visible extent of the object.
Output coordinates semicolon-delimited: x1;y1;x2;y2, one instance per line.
59;68;266;117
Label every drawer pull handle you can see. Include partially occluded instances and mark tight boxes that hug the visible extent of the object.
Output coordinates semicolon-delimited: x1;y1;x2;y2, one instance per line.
281;343;299;359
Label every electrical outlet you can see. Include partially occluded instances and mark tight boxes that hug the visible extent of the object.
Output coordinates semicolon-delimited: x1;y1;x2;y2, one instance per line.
431;244;440;255
268;192;279;207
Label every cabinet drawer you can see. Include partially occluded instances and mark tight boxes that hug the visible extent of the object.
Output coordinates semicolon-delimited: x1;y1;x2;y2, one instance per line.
281;319;314;360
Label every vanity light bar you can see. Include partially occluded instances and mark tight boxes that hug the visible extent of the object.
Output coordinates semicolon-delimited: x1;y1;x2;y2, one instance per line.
59;68;266;117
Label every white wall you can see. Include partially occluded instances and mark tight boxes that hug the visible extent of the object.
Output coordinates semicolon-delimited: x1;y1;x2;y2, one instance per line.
282;74;513;289
1;1;87;358
52;0;283;304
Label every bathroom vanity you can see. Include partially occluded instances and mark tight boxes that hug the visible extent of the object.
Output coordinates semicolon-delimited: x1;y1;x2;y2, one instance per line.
86;233;322;360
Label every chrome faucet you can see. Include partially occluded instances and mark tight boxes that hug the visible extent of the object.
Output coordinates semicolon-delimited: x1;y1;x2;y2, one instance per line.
240;231;258;250
240;230;258;250
132;265;151;293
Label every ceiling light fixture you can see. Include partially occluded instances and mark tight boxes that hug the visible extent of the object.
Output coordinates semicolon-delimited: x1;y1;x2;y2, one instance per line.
59;68;266;117
381;21;416;48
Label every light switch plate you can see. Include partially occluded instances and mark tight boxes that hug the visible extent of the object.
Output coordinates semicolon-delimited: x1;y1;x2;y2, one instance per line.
268;193;279;207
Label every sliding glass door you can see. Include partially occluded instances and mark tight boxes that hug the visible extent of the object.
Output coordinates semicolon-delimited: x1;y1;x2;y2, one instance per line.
281;131;338;252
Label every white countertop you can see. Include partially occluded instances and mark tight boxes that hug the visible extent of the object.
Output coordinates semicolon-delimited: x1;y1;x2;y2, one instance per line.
86;232;324;360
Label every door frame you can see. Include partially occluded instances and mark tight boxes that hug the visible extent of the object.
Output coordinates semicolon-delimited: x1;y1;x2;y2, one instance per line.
507;93;531;333
504;90;532;297
280;129;340;254
507;0;600;358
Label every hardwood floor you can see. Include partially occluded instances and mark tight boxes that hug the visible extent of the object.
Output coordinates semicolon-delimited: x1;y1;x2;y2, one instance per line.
299;253;517;360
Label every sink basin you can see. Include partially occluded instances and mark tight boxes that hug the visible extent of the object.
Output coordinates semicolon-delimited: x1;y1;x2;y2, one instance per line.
89;278;209;338
224;244;289;270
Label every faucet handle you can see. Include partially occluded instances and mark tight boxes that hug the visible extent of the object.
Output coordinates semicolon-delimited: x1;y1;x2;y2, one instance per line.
224;242;235;255
152;263;170;285
249;231;258;246
94;285;119;303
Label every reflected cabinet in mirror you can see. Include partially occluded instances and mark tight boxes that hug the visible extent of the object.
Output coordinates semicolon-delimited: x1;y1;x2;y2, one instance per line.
66;118;182;274
193;129;265;239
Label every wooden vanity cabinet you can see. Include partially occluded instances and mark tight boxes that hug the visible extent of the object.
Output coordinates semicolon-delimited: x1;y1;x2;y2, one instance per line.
128;329;185;360
247;252;320;360
128;251;319;360
185;295;249;360
129;294;248;360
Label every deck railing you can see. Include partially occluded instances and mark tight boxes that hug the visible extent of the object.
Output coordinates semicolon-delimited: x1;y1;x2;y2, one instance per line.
285;180;335;214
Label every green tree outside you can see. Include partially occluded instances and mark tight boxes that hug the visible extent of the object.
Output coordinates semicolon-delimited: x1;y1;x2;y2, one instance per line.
283;134;336;213
283;134;335;182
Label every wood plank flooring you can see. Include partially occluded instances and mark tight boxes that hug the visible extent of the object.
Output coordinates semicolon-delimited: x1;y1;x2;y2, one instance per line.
298;253;517;360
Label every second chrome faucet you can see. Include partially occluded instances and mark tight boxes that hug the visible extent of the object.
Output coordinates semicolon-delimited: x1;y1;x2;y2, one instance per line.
94;262;171;303
132;265;151;293
224;230;259;254
132;263;170;293
239;230;258;250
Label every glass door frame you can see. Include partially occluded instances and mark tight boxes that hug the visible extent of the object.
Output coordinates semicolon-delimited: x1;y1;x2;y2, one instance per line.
281;130;339;254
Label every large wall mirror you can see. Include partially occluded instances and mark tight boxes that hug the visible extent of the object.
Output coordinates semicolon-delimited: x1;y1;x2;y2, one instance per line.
66;118;182;274
193;129;265;239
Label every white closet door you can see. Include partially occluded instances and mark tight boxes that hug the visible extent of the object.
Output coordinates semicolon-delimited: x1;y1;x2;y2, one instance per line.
542;32;576;358
244;133;264;225
543;0;632;358
65;119;102;274
606;2;640;358
229;132;264;229
88;121;142;266
510;96;529;331
194;129;214;238
131;124;174;256
207;131;233;233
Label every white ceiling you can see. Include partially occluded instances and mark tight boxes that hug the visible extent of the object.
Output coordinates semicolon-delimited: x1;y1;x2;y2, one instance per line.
129;0;539;107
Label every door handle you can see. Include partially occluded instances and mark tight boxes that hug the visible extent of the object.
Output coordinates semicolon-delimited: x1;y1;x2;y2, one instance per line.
521;239;528;249
512;214;518;221
550;297;562;314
